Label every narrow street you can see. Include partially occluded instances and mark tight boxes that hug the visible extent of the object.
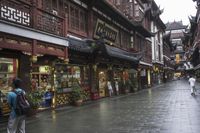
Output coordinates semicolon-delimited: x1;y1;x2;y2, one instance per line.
2;79;200;133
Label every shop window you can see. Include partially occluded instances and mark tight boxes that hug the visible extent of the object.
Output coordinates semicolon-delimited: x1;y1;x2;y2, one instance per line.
31;65;52;91
0;58;18;99
54;65;82;93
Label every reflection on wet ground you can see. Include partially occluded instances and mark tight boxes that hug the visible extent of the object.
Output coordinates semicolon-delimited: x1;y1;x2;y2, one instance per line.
2;80;200;133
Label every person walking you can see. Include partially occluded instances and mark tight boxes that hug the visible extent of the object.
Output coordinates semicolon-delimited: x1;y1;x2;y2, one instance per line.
7;78;26;133
107;81;113;97
188;75;196;96
115;80;119;95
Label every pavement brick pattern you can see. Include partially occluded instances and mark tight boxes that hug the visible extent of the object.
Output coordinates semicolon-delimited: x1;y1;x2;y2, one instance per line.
1;79;200;133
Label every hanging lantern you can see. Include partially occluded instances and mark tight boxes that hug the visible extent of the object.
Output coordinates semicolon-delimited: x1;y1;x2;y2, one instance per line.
64;58;69;64
30;55;37;63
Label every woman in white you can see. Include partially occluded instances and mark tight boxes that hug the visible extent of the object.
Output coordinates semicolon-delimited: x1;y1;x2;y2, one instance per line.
115;80;119;95
188;75;196;95
107;81;113;97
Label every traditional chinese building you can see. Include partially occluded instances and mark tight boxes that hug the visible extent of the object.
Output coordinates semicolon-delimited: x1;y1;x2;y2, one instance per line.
0;0;69;114
163;32;175;82
165;21;188;76
106;0;153;89
1;0;159;115
146;1;166;85
183;0;200;79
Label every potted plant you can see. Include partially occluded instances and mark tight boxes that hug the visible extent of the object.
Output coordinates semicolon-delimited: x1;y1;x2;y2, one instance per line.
69;81;86;106
26;90;44;115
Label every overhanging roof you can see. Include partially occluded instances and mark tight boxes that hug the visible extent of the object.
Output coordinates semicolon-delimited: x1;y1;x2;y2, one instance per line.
105;44;140;63
68;37;93;53
102;44;141;68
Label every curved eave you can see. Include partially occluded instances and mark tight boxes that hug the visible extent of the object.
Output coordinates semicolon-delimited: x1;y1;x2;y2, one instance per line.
134;24;154;37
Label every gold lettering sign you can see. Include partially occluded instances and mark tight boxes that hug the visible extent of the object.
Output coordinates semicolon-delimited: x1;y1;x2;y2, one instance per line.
94;19;118;44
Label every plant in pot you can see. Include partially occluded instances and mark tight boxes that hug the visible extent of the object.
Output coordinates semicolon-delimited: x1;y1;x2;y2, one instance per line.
26;90;44;115
69;81;86;106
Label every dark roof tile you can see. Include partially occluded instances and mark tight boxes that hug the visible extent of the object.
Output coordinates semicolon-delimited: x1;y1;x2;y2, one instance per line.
166;21;187;30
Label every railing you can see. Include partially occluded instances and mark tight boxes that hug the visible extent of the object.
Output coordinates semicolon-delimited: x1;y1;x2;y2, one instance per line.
36;9;64;36
0;0;65;36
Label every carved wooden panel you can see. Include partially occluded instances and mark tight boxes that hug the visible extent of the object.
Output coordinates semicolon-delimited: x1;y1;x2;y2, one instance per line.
36;41;65;57
0;0;31;26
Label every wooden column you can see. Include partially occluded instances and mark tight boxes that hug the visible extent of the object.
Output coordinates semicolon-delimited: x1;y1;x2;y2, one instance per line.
31;0;38;28
63;13;68;37
90;64;99;100
87;10;94;38
32;40;37;56
19;54;31;92
64;47;69;63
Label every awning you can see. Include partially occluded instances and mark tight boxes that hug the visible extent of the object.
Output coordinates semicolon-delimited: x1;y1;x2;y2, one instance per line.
68;37;93;53
104;44;140;67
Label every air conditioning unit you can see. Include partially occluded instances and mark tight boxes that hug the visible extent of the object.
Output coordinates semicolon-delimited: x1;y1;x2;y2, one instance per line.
52;10;58;15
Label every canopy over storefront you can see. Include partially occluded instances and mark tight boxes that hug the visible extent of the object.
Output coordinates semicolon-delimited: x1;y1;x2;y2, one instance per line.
104;44;141;67
67;37;141;68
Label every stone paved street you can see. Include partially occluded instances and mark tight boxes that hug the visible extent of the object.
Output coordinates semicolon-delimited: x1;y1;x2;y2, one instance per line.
2;79;200;133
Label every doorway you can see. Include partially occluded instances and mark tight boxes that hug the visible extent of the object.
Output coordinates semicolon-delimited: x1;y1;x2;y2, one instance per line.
98;70;108;97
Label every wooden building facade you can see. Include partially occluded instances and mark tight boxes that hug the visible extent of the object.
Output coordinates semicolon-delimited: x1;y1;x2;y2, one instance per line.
0;0;174;118
0;0;157;115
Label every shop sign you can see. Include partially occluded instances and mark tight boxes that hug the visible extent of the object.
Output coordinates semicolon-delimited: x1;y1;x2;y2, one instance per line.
94;19;118;44
39;66;51;73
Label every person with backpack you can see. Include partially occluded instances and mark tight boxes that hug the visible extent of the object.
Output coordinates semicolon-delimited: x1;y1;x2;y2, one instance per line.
7;78;29;133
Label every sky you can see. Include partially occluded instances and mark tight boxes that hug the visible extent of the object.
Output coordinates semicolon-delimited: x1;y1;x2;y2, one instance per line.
154;0;197;25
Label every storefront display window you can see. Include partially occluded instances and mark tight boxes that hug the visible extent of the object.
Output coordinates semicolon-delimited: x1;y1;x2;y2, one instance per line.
0;57;18;113
31;65;52;91
0;58;18;94
54;65;82;93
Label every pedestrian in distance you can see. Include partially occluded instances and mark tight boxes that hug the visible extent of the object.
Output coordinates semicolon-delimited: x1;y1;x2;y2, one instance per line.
107;81;113;97
188;75;196;96
7;78;27;133
115;80;119;95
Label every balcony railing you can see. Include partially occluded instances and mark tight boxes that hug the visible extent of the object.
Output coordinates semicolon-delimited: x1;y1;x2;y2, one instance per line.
36;9;64;36
0;0;65;36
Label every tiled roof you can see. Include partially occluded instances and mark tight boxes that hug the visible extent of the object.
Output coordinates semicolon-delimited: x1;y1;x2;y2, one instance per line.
166;21;188;30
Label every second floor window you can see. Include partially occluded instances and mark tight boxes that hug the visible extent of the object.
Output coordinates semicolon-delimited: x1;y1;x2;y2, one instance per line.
121;31;131;49
69;5;87;33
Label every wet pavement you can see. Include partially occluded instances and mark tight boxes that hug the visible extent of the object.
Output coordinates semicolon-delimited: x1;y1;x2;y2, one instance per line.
1;79;200;133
